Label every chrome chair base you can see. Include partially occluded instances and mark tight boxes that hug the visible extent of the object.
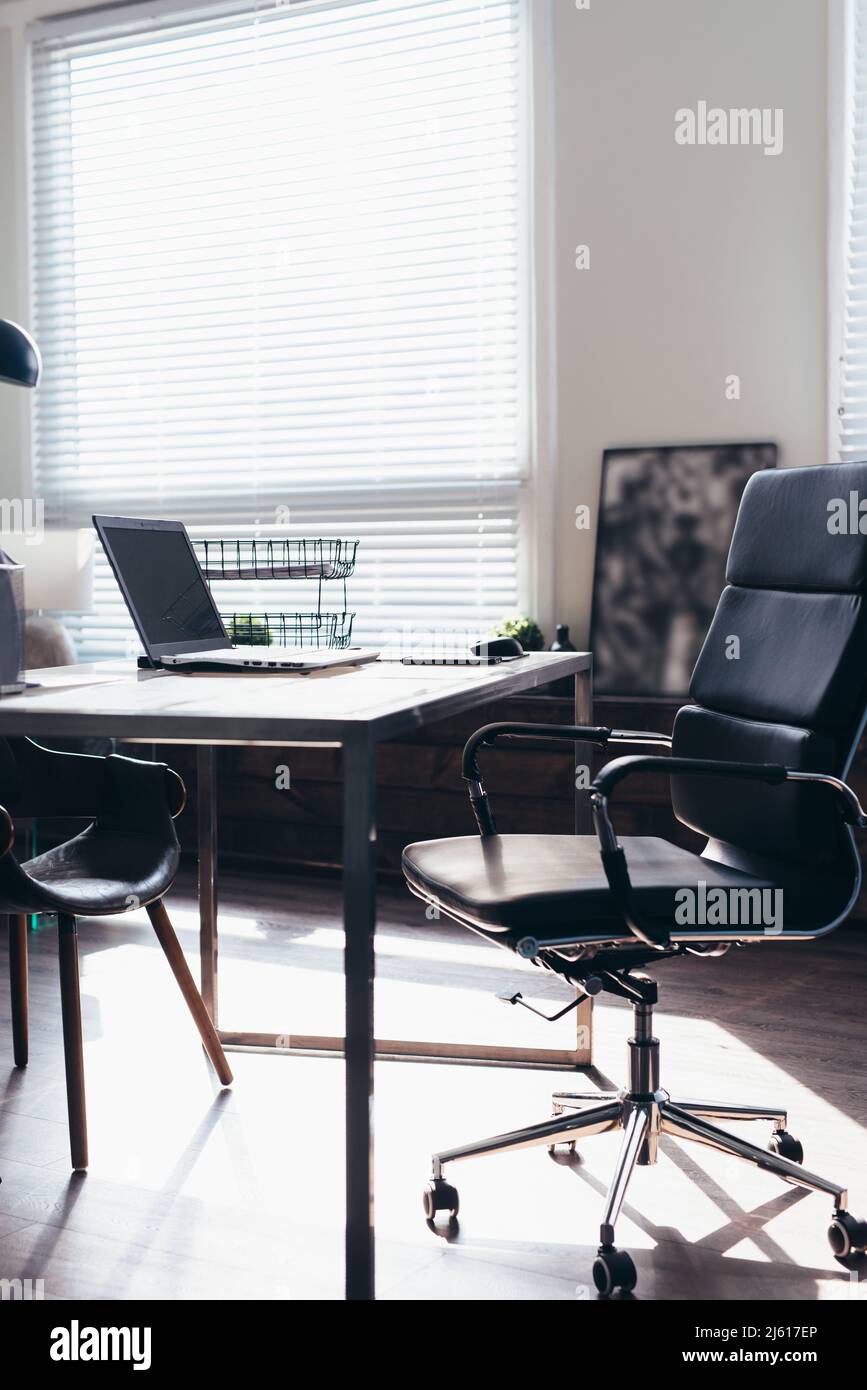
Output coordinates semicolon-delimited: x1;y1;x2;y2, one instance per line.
423;996;866;1296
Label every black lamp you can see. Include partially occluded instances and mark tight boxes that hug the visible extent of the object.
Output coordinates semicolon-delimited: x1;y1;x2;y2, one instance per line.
0;318;41;388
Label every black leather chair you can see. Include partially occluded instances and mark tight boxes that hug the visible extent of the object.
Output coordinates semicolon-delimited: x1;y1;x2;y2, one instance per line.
403;462;867;1296
2;737;232;1170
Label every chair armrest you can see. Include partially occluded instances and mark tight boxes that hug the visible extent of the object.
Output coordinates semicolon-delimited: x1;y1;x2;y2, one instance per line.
783;770;867;828
591;754;787;802
10;738;186;821
586;755;864;951
461;722;613;781
460;722;672;836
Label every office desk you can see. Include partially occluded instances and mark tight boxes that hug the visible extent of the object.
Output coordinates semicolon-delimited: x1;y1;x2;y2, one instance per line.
0;651;592;1299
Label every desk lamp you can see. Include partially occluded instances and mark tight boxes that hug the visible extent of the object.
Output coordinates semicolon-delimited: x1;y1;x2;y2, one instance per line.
0;318;40;388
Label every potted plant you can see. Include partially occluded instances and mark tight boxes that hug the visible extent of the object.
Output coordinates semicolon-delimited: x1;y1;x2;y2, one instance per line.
490;615;545;651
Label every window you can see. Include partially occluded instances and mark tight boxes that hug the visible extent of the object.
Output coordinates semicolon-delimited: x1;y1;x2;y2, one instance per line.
834;0;867;462
29;0;528;657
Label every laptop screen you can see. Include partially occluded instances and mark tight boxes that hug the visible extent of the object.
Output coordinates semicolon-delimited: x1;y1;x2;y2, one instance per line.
96;519;228;655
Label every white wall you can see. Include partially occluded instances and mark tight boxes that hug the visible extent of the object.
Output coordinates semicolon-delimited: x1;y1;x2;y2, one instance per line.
0;0;831;643
552;0;829;641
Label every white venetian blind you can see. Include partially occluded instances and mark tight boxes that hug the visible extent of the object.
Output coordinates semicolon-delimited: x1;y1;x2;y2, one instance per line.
29;0;527;657
838;0;867;459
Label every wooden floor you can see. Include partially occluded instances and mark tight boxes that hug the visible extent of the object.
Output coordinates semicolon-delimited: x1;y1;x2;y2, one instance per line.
0;869;866;1301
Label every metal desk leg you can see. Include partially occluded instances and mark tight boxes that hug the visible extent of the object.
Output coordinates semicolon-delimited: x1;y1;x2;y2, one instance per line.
573;663;594;1056
200;741;592;1067
342;735;376;1301
574;662;593;835
198;746;219;1022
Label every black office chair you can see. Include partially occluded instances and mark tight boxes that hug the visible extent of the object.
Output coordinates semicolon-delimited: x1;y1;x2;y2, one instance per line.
2;737;232;1170
403;462;867;1296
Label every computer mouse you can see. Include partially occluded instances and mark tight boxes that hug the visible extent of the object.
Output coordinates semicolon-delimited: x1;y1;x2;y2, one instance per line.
471;636;524;658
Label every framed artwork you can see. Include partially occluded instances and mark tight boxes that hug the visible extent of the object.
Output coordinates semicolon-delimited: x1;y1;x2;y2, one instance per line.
589;442;777;698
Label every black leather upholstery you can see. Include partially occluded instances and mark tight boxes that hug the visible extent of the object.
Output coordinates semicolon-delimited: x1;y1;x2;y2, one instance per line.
674;460;867;861
0;739;181;916
690;587;867;735
726;463;867;593
9;827;179;915
670;706;841;865
402;834;776;938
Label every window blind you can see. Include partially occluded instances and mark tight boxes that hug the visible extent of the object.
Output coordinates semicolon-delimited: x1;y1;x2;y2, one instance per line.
29;0;528;657
838;0;867;460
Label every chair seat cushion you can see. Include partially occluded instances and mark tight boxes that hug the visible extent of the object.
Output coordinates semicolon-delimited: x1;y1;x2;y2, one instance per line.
16;826;179;916
402;834;777;939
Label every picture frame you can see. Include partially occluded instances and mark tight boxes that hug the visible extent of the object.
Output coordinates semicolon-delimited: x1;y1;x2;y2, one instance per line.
589;442;777;698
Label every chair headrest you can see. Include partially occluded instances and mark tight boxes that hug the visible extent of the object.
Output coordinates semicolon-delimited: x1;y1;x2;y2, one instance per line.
726;462;867;593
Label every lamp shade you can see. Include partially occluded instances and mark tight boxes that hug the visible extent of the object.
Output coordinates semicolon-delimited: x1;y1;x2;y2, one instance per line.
0;318;41;388
3;529;94;612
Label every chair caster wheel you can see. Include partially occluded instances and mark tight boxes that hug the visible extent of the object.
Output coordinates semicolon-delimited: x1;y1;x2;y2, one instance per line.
423;1178;459;1223
828;1212;867;1260
768;1130;803;1163
592;1246;637;1297
548;1141;577;1157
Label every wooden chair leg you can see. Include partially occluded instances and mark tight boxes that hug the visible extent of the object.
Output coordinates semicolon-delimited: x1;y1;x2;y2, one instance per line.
146;899;234;1086
9;914;29;1068
57;913;88;1170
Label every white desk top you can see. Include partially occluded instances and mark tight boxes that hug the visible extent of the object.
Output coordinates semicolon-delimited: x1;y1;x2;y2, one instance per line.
0;652;591;746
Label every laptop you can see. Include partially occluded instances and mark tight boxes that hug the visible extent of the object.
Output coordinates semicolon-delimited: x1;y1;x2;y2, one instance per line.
93;515;380;671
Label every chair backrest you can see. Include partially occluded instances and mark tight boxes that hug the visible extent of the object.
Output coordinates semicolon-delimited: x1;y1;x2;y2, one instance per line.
671;462;867;870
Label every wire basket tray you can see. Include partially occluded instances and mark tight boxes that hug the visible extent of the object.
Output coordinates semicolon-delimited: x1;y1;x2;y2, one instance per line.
222;611;356;649
195;538;357;581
